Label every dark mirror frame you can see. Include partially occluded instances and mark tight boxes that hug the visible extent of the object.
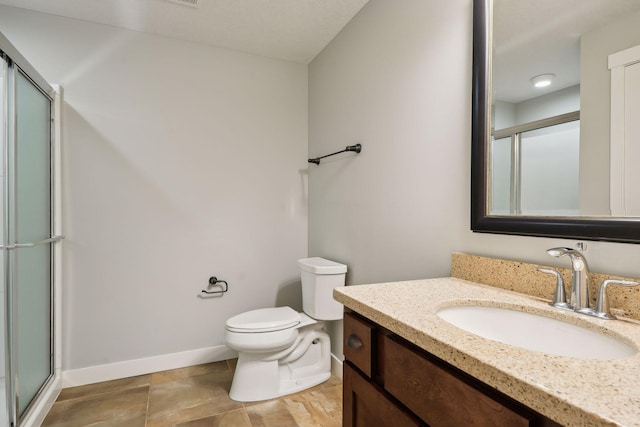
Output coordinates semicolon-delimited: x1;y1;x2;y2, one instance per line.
471;0;640;244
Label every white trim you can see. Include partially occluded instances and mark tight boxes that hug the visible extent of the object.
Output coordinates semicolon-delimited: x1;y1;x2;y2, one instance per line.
609;45;640;215
609;44;640;69
610;66;625;216
62;345;237;388
330;352;343;379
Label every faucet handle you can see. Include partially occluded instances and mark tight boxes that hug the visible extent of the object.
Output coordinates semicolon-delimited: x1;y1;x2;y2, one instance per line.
593;279;640;319
538;268;570;309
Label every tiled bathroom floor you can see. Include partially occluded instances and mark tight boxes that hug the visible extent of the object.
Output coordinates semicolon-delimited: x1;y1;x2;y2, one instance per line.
41;359;342;427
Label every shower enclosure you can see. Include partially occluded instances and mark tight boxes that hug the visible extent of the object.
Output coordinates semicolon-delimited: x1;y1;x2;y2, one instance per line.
1;32;62;427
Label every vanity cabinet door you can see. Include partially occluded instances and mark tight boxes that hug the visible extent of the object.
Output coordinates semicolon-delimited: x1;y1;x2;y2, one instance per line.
384;335;531;427
344;312;374;377
343;362;424;427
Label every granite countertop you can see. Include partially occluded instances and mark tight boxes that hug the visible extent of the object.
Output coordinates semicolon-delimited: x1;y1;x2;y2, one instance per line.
334;278;640;427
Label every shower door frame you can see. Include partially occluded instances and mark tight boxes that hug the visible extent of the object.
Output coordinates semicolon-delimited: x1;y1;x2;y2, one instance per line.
1;30;63;427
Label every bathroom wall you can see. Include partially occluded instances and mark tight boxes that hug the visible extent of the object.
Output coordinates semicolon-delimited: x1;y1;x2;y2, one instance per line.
309;0;471;286
5;0;640;385
0;6;308;379
513;85;580;125
308;0;472;360
309;0;640;358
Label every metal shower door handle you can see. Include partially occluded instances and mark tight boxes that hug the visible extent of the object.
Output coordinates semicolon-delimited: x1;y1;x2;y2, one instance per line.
0;235;64;250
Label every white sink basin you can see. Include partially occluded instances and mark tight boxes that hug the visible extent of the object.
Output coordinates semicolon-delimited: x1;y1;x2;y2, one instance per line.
437;305;637;360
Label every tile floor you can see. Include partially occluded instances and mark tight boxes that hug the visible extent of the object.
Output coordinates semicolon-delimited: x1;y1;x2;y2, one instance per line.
41;359;342;427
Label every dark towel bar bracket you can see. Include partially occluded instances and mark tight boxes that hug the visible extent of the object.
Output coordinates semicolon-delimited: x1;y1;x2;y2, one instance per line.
308;144;362;165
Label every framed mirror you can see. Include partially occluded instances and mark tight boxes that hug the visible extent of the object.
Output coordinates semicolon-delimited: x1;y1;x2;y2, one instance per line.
471;0;640;243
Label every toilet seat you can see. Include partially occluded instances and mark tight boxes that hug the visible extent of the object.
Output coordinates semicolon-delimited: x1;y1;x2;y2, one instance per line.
226;306;301;333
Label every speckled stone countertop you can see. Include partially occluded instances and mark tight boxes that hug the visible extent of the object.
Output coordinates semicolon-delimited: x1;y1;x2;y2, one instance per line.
334;278;640;427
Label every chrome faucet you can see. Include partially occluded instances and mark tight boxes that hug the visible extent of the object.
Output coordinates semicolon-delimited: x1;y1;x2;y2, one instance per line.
546;247;590;312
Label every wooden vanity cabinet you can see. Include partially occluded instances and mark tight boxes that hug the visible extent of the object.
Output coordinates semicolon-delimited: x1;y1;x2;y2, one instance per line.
342;310;562;427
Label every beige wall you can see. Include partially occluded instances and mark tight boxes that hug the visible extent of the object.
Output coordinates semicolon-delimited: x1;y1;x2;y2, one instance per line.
309;0;640;285
309;0;473;357
309;0;640;359
0;6;308;372
309;0;472;286
4;0;640;379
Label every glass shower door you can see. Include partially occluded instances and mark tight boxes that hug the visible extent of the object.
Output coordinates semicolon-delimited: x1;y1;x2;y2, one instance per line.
1;30;59;427
11;69;53;419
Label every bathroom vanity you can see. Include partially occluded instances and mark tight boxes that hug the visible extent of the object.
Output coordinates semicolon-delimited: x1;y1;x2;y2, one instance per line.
335;277;640;427
342;309;560;427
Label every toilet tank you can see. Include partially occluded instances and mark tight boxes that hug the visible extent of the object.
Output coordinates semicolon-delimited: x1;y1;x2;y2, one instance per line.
298;257;347;320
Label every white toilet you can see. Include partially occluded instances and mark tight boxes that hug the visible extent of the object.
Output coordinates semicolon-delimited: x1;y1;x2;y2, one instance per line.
225;257;347;402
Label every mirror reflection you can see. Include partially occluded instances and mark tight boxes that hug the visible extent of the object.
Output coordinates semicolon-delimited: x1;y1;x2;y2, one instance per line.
490;0;640;217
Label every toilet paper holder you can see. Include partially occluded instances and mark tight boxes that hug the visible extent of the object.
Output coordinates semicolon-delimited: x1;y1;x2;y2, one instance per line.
201;276;228;296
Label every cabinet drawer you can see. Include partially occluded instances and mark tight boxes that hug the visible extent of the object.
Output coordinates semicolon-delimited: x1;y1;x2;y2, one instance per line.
384;335;531;427
343;311;374;377
344;362;423;427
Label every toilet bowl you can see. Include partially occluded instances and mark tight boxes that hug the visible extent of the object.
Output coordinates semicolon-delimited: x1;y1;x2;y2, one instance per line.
225;257;347;402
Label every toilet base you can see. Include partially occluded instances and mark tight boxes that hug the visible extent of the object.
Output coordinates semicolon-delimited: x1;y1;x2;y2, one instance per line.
229;325;332;402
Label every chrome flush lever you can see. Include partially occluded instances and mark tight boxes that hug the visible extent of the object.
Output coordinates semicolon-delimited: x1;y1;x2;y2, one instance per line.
592;279;640;320
538;268;570;310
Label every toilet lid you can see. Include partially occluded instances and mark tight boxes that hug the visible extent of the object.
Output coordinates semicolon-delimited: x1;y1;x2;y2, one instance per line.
226;306;301;332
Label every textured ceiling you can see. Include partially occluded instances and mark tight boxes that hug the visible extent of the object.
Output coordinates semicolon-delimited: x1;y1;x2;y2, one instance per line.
493;0;640;104
0;0;370;63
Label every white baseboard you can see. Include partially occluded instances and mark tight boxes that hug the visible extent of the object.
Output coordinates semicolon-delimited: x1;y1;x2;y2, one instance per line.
330;352;343;379
62;345;238;388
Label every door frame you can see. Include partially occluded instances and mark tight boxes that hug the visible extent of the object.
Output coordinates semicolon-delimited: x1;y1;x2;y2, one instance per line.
609;44;640;216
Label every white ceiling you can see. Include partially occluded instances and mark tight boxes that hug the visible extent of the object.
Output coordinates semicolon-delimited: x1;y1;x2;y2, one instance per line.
493;0;640;104
0;0;370;64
